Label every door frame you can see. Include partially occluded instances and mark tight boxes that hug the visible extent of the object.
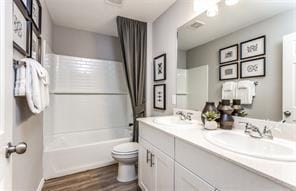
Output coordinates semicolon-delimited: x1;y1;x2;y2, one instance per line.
283;32;296;123
0;0;14;190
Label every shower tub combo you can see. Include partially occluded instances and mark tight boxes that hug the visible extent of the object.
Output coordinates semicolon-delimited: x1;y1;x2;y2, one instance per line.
43;54;132;179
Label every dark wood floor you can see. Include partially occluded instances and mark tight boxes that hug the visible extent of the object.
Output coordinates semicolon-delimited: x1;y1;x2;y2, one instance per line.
42;164;140;191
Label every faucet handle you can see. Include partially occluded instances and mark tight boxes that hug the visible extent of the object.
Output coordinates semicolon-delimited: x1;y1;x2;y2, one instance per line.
263;126;273;139
186;112;194;120
176;111;184;115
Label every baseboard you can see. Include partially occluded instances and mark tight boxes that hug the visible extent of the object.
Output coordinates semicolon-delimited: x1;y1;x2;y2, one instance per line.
36;178;45;191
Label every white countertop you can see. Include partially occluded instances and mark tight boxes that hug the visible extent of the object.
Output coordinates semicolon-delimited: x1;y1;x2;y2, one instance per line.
138;116;296;191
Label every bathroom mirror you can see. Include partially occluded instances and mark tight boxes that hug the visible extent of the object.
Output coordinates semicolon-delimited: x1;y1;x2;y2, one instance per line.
177;0;296;122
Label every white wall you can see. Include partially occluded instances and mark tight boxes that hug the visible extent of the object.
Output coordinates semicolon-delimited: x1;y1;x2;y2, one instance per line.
44;55;132;146
150;0;219;116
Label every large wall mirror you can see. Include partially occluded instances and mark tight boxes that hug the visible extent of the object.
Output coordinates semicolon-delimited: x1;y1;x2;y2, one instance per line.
177;0;296;122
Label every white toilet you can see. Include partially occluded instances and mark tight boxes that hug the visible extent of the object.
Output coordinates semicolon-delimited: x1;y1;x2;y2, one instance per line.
111;142;139;182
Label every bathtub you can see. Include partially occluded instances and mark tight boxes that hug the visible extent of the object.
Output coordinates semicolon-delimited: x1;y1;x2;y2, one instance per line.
43;128;132;179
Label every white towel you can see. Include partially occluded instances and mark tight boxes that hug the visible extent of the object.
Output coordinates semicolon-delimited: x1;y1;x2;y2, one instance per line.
222;82;237;100
236;80;256;104
14;61;26;96
21;58;50;113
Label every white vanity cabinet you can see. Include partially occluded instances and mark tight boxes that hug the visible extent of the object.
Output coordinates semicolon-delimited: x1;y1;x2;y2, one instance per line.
138;121;293;191
139;123;174;191
175;162;215;191
175;139;292;191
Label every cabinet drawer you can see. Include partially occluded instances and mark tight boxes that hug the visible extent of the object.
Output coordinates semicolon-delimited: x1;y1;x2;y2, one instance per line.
175;162;215;191
175;138;291;191
139;122;174;158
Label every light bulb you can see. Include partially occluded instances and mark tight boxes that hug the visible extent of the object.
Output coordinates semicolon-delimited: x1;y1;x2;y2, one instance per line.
207;4;218;17
225;0;239;6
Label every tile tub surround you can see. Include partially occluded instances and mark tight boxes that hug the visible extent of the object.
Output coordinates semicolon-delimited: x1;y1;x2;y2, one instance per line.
138;116;296;190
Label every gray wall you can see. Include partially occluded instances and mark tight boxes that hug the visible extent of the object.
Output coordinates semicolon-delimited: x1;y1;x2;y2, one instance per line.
53;25;122;61
151;0;206;116
186;10;296;120
12;0;53;190
177;49;187;69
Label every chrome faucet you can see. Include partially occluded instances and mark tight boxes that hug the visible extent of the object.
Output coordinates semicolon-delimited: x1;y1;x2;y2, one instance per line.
240;122;274;139
176;111;193;121
240;122;263;138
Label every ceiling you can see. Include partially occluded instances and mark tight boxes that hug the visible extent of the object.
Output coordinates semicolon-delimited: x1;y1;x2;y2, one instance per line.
178;0;296;50
45;0;176;37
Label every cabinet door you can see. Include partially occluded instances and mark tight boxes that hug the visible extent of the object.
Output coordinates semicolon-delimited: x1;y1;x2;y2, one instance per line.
175;163;215;191
152;146;174;191
138;145;154;191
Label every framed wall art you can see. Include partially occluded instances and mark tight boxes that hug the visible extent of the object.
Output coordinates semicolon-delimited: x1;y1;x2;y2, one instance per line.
31;0;42;32
219;62;238;81
30;25;41;62
219;44;238;64
154;54;166;81
13;1;31;56
240;35;266;60
153;84;166;110
240;57;265;78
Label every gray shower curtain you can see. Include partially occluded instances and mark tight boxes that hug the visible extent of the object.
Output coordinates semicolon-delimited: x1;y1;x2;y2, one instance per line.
116;16;147;142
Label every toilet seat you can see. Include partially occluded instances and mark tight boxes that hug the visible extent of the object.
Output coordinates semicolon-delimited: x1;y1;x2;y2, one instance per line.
112;142;138;155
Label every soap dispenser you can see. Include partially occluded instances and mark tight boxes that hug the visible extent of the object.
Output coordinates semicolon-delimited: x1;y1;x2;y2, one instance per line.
220;99;234;130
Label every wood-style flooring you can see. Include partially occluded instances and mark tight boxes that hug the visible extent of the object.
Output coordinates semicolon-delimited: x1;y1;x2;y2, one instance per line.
42;164;140;191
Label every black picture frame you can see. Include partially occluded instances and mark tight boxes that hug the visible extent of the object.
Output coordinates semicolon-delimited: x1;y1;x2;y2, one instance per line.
31;0;42;33
153;84;166;110
18;0;32;16
219;62;238;81
219;44;239;64
153;54;166;81
13;0;32;56
30;25;42;62
240;35;266;60
240;57;266;79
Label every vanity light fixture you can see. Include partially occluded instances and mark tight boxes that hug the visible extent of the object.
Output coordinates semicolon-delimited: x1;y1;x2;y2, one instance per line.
225;0;239;6
207;4;219;17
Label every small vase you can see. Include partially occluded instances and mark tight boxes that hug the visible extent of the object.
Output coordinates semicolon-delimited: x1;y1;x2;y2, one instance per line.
201;102;217;124
204;121;218;130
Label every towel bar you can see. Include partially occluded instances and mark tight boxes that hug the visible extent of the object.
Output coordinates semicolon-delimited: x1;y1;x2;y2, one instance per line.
13;59;26;68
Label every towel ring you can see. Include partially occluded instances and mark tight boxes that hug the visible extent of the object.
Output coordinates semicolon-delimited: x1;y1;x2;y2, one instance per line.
13;60;26;68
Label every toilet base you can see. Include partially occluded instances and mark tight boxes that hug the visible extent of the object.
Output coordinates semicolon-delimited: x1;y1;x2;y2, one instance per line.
117;162;137;182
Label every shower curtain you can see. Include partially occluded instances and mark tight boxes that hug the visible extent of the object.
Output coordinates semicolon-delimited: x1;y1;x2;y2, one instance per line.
116;16;147;142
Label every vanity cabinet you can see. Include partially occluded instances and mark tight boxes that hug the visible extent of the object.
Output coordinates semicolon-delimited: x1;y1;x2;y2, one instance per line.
175;139;291;191
175;162;215;191
138;122;292;191
139;124;174;191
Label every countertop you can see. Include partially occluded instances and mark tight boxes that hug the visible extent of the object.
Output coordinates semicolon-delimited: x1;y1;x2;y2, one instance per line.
138;116;296;191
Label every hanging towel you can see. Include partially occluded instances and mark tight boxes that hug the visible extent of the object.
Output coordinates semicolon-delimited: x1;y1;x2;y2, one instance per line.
14;61;26;96
222;81;237;100
236;80;256;104
21;58;50;113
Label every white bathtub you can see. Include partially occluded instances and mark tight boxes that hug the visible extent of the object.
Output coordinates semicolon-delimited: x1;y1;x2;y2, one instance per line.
43;128;132;179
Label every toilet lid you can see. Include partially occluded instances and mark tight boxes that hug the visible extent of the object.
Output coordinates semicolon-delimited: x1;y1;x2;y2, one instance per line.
113;142;138;154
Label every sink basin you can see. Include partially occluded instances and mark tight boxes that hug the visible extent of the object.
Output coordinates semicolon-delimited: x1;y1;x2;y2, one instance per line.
205;131;296;162
153;116;201;128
